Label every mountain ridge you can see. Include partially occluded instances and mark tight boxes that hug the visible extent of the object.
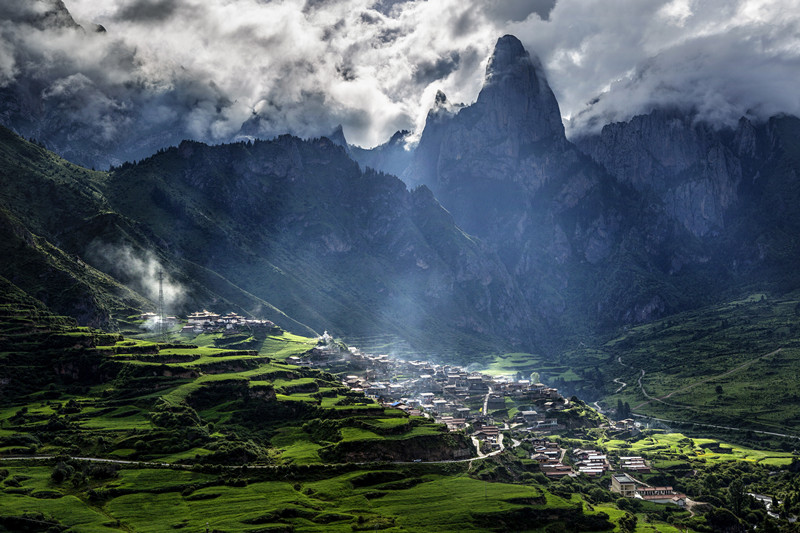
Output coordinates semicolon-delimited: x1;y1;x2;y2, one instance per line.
0;126;532;358
5;31;800;362
350;35;800;350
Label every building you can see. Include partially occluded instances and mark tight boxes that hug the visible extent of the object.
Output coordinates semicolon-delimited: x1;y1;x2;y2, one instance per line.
474;425;500;441
487;394;506;410
611;474;637;497
636;487;687;505
540;464;573;478
620;456;651;473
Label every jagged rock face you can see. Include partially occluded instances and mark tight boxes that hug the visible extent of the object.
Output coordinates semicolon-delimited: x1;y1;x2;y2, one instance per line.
0;0;82;31
353;37;800;338
575;110;742;237
349;129;413;179
408;35;569;204
473;34;566;148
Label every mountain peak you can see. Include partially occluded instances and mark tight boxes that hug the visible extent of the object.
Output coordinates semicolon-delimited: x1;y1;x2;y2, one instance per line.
5;0;84;31
475;34;565;143
325;124;350;153
486;35;529;80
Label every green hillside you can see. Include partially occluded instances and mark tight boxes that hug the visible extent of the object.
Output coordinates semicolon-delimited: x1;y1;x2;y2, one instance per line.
3;276;798;531
0;281;623;532
0;127;530;359
561;291;800;442
0;127;313;336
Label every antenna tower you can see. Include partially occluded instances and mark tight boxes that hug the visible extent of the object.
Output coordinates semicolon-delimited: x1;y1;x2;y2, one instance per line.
157;269;165;341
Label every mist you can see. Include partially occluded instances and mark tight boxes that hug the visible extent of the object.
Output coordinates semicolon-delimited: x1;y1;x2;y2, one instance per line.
86;242;185;312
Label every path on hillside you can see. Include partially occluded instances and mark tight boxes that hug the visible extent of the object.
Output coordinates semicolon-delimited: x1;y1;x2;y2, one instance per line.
2;436;517;470
4;425;526;470
612;356;628;393
631;414;800;440
482;386;492;414
4;384;524;470
633;348;783;411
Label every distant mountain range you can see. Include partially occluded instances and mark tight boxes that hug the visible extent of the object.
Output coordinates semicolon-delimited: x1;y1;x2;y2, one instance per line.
3;3;800;361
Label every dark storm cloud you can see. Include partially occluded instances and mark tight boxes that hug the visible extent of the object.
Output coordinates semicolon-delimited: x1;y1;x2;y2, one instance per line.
113;0;179;22
482;0;557;22
412;51;461;85
450;10;478;38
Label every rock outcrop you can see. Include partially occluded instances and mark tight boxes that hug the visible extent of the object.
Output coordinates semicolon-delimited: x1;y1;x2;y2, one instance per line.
574;109;742;237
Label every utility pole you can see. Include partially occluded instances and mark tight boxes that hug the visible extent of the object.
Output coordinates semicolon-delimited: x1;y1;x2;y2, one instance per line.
157;269;165;341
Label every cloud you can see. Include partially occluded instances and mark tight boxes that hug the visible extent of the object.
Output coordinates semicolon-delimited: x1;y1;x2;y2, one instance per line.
87;242;185;309
481;0;558;23
514;0;800;135
113;0;180;22
1;0;798;160
412;51;462;85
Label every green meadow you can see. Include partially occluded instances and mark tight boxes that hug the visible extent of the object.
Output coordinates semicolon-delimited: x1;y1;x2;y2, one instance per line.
3;284;799;532
561;291;800;441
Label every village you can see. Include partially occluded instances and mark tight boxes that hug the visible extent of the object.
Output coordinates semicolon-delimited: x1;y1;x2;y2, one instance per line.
288;334;689;506
143;313;692;507
139;310;282;336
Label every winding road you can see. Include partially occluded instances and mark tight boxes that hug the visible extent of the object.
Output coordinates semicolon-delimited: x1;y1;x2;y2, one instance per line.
1;430;524;469
632;414;800;440
633;348;782;410
613;357;628;393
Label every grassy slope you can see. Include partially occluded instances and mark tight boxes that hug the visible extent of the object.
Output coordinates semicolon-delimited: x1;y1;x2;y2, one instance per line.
0;127;150;326
0;286;694;533
3;288;795;532
0;126;317;335
560;291;800;439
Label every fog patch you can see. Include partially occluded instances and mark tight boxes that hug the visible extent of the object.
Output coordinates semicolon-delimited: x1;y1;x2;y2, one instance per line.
86;241;185;310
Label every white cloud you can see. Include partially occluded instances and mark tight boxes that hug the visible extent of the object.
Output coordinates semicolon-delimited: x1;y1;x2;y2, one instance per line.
514;0;800;134
657;0;693;27
3;0;799;152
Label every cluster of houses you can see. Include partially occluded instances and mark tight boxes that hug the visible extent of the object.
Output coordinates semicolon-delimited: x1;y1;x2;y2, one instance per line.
529;444;663;490
295;345;571;438
295;337;694;508
572;448;611;477
531;438;573;478
611;473;687;506
179;310;281;335
140;310;282;335
529;445;612;478
608;418;639;433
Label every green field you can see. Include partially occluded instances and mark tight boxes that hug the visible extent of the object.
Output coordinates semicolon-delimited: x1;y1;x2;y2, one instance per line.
601;432;796;466
0;463;625;532
3;283;800;532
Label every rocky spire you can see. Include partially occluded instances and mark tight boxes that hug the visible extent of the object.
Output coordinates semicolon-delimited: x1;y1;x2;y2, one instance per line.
326;124;351;155
4;0;84;31
475;34;565;144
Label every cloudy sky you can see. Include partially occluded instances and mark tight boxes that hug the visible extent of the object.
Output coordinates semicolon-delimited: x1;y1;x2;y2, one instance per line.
4;0;800;149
